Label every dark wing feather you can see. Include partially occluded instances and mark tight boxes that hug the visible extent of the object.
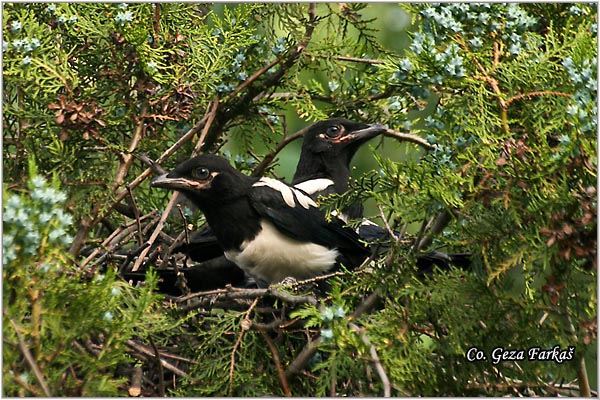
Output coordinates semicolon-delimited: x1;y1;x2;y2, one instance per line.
249;185;369;257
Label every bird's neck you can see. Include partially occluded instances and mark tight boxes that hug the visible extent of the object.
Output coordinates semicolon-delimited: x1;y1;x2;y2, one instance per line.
201;197;261;252
293;153;350;193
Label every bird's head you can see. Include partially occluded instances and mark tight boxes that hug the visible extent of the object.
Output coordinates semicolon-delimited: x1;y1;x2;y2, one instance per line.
301;118;388;159
151;154;253;207
293;118;387;186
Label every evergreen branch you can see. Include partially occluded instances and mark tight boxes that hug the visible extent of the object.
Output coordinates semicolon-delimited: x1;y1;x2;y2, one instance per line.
286;286;384;381
455;35;510;134
505;91;572;107
9;319;52;397
202;3;318;151
304;52;385;65
30;57;72;96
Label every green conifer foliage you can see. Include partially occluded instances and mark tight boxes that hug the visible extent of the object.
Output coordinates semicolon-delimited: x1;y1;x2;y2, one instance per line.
3;3;596;396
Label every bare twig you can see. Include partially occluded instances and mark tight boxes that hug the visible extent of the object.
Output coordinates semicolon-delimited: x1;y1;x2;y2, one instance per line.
131;192;180;271
82;211;159;269
304;52;385;65
352;290;383;319
415;209;453;252
127;186;144;245
148;337;165;397
9;319;52;397
128;366;143;397
349;323;391;397
505;90;571;106
251;128;307;177
13;373;43;397
125;340;189;378
228;298;259;396
383;129;433;150
192;97;220;156
377;203;399;242
114;101;148;189
175;285;318;306
285;337;323;379
258;330;292;396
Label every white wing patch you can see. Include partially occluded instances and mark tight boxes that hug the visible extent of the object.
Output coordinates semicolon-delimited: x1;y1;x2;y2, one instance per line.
224;220;338;285
254;177;317;209
294;178;334;196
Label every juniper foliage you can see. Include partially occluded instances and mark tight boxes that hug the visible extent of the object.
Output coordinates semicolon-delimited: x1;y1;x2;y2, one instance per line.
2;3;597;396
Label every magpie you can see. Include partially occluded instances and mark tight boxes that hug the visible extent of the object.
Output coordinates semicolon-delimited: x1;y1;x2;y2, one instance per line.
151;154;370;286
292;118;387;219
119;119;387;293
178;118;387;261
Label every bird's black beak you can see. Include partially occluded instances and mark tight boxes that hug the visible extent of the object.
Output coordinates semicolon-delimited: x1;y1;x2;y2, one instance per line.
345;123;388;144
151;173;210;191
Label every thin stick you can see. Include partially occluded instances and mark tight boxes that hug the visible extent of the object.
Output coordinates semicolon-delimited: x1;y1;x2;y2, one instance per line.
377;203;399;241
304;52;385;65
251;129;307;177
128;366;143;397
285;337;323;379
192;97;220;156
88;109;212;230
350;323;391;397
114;101;149;189
259;330;291;396
149;337;165;397
125;340;189;378
228;298;259;396
127;186;144;245
383;129;433;150
131;192;179;272
9;319;52;397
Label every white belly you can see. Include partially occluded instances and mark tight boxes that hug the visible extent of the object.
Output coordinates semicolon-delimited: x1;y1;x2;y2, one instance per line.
224;220;339;285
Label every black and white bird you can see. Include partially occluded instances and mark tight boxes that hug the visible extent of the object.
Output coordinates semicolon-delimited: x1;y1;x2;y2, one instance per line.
151;154;370;287
292;118;387;219
178;118;387;262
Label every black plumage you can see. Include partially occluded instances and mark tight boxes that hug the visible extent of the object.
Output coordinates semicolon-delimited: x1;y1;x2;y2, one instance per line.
160;118;387;291
292;118;387;212
127;118;469;294
151;154;369;286
178;118;387;261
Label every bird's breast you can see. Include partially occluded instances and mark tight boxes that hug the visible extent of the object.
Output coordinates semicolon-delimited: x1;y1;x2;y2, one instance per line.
223;220;339;286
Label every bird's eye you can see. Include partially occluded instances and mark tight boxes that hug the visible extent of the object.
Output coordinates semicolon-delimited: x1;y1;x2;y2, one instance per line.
325;125;342;138
192;167;211;180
